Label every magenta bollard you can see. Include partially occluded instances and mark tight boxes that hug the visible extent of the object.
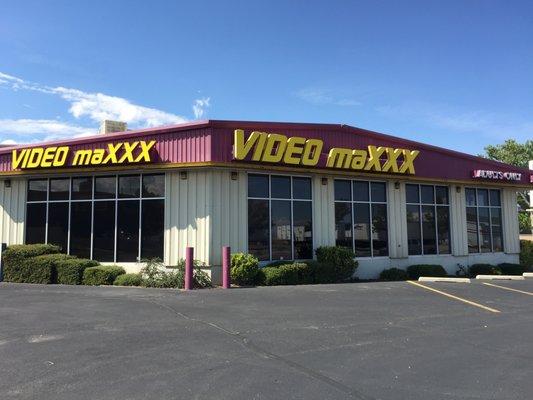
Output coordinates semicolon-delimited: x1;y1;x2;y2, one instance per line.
222;246;231;289
184;247;193;290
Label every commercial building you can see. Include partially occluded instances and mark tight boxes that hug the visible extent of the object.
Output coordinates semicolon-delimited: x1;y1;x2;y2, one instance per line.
0;120;531;281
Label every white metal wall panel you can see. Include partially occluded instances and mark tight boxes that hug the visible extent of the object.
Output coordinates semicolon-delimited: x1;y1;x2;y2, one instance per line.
502;188;520;254
311;176;335;248
0;179;26;246
450;185;468;256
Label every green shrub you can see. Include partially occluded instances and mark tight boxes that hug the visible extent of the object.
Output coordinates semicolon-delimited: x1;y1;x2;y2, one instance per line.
141;258;211;289
56;258;99;285
497;263;528;276
468;264;501;277
2;243;61;282
114;273;143;286
6;253;74;284
379;268;408;281
520;240;533;269
231;253;261;286
263;260;294;268
83;265;125;285
315;246;358;282
261;263;312;286
406;264;447;280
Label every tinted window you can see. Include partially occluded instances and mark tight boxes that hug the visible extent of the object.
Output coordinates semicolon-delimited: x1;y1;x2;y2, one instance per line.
142;174;165;198
491;208;503;252
292;177;311;200
489;190;501;207
406;184;419;204
248;174;269;198
420;185;434;204
49;179;70;201
437;206;451;254
371;182;386;203
353;203;371;257
478;207;491;252
334;180;351;201
47;203;69;251
141;199;164;259
435;186;449;205
95;176;116;199
465;188;477;206
119;175;140;198
117;200;140;262
72;177;92;200
271;176;291;199
70;202;92;258
372;203;388;256
406;204;421;255
248;199;269;260
477;189;489;207
466;207;479;253
421;205;436;254
335;203;352;248
271;200;292;260
26;203;46;243
293;201;312;259
28;180;47;202
93;201;115;261
353;181;369;202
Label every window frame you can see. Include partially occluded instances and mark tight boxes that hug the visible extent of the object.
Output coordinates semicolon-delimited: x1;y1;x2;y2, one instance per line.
25;173;166;262
333;179;389;258
405;183;452;256
246;172;313;261
465;187;504;254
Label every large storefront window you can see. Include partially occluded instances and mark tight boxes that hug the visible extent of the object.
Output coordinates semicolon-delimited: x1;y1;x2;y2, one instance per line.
25;174;165;262
406;184;451;255
334;180;388;257
247;174;313;261
466;188;503;253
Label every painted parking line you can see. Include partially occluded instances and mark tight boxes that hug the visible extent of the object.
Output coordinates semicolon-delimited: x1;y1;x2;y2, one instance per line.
482;282;533;296
407;281;501;314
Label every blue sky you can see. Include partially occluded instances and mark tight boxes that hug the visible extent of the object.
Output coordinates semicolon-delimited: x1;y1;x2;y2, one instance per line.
0;0;532;154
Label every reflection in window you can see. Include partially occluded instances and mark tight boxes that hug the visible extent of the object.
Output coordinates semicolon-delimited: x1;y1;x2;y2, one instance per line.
247;174;313;261
47;202;69;251
406;184;450;255
466;188;503;253
334;180;388;257
25;174;165;262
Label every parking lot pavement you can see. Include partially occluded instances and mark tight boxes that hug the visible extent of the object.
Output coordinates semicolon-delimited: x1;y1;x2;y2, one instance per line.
0;281;532;400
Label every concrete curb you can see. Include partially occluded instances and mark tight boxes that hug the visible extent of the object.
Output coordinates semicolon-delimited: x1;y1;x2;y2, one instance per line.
476;275;525;281
523;272;533;278
418;277;471;283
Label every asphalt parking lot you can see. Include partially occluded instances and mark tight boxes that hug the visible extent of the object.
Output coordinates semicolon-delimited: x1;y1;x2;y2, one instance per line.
0;279;532;400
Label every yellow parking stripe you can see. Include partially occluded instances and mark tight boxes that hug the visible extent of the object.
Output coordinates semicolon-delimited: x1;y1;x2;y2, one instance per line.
482;282;533;296
407;281;501;313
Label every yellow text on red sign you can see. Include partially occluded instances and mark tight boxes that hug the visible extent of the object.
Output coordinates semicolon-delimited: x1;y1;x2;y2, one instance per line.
233;129;419;174
12;140;156;169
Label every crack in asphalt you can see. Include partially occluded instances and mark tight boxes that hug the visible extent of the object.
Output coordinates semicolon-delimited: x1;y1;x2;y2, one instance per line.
143;297;375;400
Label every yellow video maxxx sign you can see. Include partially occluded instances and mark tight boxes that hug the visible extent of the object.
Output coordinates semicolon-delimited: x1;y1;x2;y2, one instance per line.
233;129;419;174
12;140;156;169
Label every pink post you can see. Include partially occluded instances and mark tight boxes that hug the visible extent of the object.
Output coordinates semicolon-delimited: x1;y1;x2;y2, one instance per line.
222;246;231;289
184;247;193;290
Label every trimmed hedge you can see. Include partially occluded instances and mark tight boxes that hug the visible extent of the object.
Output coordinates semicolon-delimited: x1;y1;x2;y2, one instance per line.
231;253;261;286
497;263;528;276
83;265;125;285
9;253;75;284
315;246;358;282
406;264;447;280
261;263;312;286
468;264;501;277
379;268;408;281
520;240;533;269
2;244;61;282
56;258;99;285
114;273;143;286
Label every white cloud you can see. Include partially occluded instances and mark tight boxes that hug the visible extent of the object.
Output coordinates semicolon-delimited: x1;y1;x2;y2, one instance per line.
0;119;94;142
193;97;210;119
295;88;361;107
0;72;210;142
